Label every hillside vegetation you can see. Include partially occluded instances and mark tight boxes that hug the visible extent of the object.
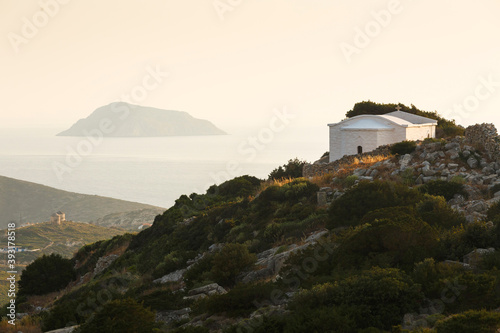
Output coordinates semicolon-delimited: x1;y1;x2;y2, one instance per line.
6;121;500;332
0;175;164;230
0;221;129;306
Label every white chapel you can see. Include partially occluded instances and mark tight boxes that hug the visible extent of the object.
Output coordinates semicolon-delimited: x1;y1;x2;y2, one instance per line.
328;108;438;162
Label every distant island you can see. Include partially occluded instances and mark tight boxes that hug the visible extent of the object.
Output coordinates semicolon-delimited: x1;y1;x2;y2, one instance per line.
57;102;226;137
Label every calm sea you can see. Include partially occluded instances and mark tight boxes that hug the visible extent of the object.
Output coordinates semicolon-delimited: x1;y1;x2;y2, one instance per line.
0;127;327;208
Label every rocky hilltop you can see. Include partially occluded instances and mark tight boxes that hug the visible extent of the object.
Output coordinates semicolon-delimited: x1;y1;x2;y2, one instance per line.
304;123;500;224
57;102;226;137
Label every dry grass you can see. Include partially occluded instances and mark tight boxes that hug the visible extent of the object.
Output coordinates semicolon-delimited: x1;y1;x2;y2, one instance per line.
309;173;334;188
0;316;42;333
26;291;60;309
255;177;296;196
307;155;393;190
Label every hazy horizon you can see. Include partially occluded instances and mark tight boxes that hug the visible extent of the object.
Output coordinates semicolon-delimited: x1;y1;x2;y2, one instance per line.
2;0;500;133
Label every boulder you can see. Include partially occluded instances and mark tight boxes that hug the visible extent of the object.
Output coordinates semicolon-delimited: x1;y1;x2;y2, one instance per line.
156;308;191;325
483;166;496;176
483;175;497;185
467;157;479;169
399;154;412;170
353;168;367;177
463;248;495;267
466;200;489;214
94;255;119;276
445;142;461;150
184;283;227;301
153;269;186;284
422;165;437;176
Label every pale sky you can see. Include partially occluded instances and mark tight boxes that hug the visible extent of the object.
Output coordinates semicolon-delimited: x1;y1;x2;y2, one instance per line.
2;0;500;131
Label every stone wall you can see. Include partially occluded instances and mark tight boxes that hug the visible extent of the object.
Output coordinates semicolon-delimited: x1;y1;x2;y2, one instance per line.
303;145;392;178
465;124;500;162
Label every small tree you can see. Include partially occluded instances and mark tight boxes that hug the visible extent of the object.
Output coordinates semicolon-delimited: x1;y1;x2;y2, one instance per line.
18;253;75;297
268;158;307;180
211;243;256;286
390;140;417;155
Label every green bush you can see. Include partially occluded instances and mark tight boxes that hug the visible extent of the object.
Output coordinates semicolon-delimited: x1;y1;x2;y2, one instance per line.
338;213;438;269
268;158;307;180
419;179;468;201
18;253;75;297
435;310;500;333
78;298;156;333
437;221;496;261
328;181;423;228
415;195;466;228
256;178;319;205
412;258;467;298
184;253;216;288
289;267;423;331
195;282;274;317
487;201;500;220
216;175;261;198
211;243;256;286
343;175;358;188
391;141;417;155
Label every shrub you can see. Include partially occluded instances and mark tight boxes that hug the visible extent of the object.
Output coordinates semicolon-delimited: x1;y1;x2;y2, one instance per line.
343;175;358;188
184;253;215;288
195;282;274;317
487;201;500;220
338;214;438;269
412;258;467;298
400;167;415;186
415;195;466;228
18;253;75;297
328;181;423;228
391;140;417;155
78;298;156;333
256;178;319;205
289;267;423;331
419;179;468;201
436;221;496;261
211;243;256;286
268;158;307;180
216;175;261;198
435;310;500;333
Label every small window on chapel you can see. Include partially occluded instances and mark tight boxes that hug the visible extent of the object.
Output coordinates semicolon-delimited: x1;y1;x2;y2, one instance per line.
357;146;363;154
